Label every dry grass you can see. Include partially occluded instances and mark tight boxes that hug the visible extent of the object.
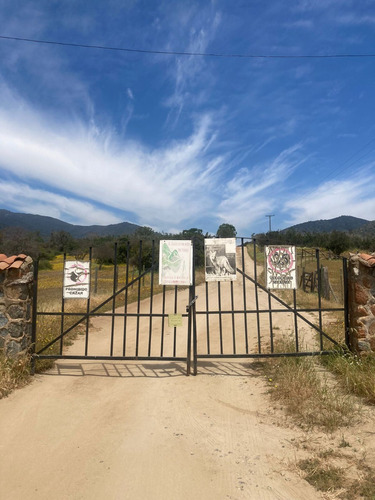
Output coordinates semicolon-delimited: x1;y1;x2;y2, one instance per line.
0;354;31;399
298;457;344;492
322;352;375;405
297;454;375;499
264;339;358;432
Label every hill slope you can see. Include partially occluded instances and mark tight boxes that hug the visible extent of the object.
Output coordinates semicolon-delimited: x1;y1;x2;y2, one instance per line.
0;209;140;238
284;215;371;234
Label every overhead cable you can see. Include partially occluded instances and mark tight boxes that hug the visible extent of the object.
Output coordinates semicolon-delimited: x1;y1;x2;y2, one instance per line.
1;34;375;59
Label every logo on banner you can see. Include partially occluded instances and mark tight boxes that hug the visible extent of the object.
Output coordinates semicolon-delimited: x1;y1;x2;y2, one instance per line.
265;246;297;289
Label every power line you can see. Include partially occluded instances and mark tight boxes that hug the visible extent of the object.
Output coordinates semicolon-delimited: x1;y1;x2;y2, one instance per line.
1;34;375;59
317;136;375;184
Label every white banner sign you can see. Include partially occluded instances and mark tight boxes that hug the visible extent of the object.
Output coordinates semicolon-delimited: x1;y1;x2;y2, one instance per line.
159;240;193;286
265;246;297;289
205;238;237;281
63;261;90;299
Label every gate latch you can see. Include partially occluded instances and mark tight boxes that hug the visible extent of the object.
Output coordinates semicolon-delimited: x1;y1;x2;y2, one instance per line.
186;295;198;312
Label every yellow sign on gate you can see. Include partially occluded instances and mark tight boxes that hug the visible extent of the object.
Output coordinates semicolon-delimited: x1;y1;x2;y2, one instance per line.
168;314;183;328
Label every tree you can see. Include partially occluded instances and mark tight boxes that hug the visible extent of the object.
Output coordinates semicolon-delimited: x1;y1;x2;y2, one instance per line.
180;228;205;267
1;227;43;258
49;231;77;253
216;223;237;238
133;226;157;240
325;231;351;256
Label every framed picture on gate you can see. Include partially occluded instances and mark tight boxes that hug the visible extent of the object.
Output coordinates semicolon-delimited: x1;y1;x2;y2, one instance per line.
265;245;297;289
159;240;193;286
204;238;237;282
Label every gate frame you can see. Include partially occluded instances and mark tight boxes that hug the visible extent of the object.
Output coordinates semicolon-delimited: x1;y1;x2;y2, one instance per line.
190;237;349;376
32;241;195;375
31;238;349;376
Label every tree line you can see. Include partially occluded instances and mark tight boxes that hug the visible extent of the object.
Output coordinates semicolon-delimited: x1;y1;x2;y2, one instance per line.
0;223;237;269
2;222;370;269
254;229;375;256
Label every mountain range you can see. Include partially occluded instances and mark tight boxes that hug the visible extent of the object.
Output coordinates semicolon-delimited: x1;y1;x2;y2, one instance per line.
283;215;373;234
0;209;140;239
0;210;374;239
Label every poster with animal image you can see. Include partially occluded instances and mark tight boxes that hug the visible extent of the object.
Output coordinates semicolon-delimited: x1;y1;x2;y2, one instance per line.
205;238;237;281
63;261;90;298
159;240;193;286
265;245;297;289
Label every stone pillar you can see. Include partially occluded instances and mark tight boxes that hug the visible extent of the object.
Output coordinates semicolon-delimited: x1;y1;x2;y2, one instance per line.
348;253;375;354
0;254;34;357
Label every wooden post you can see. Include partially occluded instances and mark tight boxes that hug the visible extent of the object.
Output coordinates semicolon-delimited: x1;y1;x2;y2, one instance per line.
94;266;98;295
320;266;330;300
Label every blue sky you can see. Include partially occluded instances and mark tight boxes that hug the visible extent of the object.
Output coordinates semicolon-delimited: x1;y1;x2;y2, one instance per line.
0;0;375;235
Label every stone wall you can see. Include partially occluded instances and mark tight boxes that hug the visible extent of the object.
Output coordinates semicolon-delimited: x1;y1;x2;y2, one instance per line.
348;253;375;354
0;254;34;357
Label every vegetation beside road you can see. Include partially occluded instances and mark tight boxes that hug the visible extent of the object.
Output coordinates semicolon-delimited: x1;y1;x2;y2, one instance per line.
0;354;30;399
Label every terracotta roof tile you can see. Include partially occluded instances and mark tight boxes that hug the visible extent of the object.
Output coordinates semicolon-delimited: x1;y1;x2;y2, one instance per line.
4;255;18;264
358;253;375;267
0;254;30;271
9;260;24;269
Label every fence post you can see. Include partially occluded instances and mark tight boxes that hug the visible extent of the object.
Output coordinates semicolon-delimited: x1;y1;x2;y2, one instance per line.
321;266;330;301
0;254;34;363
94;266;98;295
347;253;375;354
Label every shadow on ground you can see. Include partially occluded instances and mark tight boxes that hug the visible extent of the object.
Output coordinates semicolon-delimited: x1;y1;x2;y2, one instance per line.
42;360;266;378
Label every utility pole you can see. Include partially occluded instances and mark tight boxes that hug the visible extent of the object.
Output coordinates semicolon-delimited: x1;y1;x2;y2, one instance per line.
265;214;275;233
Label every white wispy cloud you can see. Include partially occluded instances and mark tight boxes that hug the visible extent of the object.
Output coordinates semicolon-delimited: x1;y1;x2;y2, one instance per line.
0;181;122;226
336;14;375;25
0;85;223;230
293;0;352;12
217;145;305;232
283;172;375;225
163;8;222;125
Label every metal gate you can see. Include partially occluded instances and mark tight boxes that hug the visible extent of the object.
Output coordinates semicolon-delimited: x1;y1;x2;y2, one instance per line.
190;238;348;375
32;238;348;375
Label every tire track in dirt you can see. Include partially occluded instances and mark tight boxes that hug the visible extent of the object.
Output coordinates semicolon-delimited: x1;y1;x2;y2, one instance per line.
0;249;326;499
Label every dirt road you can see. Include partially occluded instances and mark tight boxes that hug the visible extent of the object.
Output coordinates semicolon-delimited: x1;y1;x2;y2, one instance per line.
0;251;323;499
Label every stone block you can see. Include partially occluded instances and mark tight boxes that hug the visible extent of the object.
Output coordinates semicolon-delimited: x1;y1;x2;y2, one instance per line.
357;306;368;317
21;335;29;350
355;284;369;305
363;277;372;289
369;321;375;337
26;303;31;320
7;268;21;280
25;323;32;339
5;284;29;300
8;322;24;338
0;312;8;327
356;327;367;339
8;304;24;319
358;340;371;352
5;340;22;357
